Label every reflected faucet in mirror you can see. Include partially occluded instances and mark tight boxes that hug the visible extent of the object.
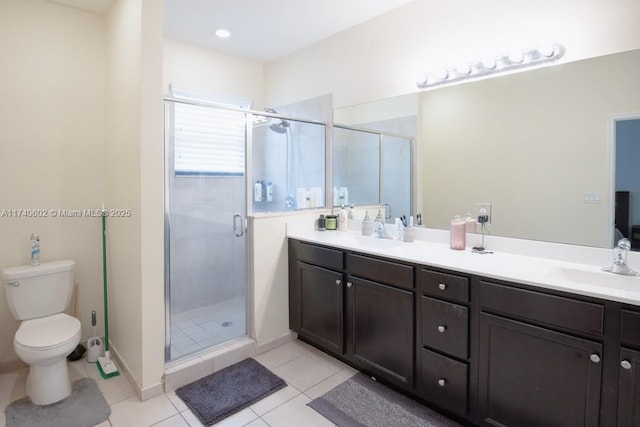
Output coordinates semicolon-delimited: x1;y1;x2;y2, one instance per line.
602;238;640;277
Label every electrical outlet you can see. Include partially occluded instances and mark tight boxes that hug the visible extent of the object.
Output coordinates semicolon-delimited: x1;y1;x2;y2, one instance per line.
477;202;492;225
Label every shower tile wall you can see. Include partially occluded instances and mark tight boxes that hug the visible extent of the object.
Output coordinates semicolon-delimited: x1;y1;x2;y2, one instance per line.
253;95;331;213
170;176;246;313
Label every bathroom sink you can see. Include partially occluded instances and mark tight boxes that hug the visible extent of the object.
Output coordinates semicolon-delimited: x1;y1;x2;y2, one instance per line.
333;233;404;250
551;265;640;289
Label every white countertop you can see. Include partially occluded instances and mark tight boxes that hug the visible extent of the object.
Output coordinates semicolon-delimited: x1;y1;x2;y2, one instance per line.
287;221;640;306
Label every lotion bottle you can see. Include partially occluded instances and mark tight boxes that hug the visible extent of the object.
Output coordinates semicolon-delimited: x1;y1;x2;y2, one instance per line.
338;206;348;231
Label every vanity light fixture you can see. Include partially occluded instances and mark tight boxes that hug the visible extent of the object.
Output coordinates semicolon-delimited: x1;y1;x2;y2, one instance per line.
417;43;565;89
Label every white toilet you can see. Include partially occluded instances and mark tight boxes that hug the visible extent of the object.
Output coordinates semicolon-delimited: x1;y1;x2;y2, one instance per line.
3;260;81;405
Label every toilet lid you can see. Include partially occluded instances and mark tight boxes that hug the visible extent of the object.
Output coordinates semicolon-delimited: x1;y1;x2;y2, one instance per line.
15;313;80;350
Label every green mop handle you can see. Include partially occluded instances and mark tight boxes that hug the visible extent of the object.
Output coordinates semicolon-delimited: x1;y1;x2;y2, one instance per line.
102;210;110;353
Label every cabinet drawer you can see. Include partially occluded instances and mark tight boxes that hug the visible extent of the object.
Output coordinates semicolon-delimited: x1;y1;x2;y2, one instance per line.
347;253;413;290
418;269;469;303
296;241;343;271
621;309;640;348
479;280;604;338
419;348;468;416
421;296;468;359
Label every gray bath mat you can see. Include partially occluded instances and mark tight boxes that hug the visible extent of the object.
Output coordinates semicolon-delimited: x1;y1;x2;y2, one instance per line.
308;373;462;427
5;377;110;427
176;358;286;426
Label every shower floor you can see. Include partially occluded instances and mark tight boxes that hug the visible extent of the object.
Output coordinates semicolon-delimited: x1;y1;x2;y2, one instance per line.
169;297;246;361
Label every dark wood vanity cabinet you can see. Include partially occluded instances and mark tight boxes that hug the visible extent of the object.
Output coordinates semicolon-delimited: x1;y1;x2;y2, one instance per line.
345;253;415;389
288;240;415;389
416;268;470;417
345;275;414;388
288;241;345;355
477;280;605;427
618;347;640;427
619;309;640;427
288;238;640;426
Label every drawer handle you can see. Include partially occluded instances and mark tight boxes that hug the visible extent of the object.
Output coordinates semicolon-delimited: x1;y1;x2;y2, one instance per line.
335;279;341;285
437;325;447;333
6;281;20;287
590;354;601;364
347;282;353;288
438;283;447;291
621;360;632;370
437;379;446;387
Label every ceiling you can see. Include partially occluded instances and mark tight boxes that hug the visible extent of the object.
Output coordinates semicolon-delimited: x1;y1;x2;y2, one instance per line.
49;0;114;14
48;0;415;62
163;0;416;63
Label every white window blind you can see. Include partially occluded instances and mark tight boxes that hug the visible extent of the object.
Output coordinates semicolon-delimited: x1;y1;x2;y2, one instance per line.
174;103;246;175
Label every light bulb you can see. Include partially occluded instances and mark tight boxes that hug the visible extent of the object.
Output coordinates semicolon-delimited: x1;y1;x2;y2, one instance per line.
215;28;231;39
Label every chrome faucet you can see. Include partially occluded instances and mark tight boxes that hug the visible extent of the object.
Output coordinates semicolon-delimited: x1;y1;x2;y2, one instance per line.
373;219;392;239
602;238;640;276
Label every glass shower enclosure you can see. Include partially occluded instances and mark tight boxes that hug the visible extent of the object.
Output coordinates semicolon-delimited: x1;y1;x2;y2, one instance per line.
164;98;326;363
164;99;248;362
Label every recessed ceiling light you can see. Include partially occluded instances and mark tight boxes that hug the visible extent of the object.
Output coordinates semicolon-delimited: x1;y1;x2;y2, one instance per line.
215;28;231;39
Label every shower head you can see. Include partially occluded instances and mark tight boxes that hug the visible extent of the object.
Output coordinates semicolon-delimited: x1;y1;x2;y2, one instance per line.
264;108;290;133
269;123;288;134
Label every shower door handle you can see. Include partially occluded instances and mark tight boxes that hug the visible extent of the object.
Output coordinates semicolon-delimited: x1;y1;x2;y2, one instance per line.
233;214;246;237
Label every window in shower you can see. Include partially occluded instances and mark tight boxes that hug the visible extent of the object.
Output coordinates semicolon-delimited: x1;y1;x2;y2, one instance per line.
251;114;326;213
164;99;248;363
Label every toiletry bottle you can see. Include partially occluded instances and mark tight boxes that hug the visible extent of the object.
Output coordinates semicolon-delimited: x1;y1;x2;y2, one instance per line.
260;180;267;201
465;213;477;233
348;204;355;220
450;215;466;250
395;218;404;241
254;181;262;202
362;211;373;236
374;210;384;223
266;182;274;202
317;214;326;231
326;215;337;230
338;206;348;231
30;233;40;265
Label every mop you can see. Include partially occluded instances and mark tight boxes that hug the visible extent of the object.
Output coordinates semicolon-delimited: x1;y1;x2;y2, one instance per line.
97;205;120;379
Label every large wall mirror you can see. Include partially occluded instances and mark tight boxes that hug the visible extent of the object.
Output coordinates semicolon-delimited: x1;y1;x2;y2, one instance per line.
335;49;640;248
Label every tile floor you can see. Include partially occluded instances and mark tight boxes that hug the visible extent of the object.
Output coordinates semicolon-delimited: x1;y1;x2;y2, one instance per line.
170;298;246;361
0;339;358;427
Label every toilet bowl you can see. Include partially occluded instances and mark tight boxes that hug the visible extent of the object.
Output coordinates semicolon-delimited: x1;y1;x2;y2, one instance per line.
3;259;79;405
14;313;81;405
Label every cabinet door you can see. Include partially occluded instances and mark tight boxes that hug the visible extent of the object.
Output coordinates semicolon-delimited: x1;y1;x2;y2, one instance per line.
346;276;414;388
618;347;640;427
479;313;602;427
297;262;343;354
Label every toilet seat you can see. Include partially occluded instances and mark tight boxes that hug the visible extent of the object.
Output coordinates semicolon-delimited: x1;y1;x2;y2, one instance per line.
15;313;81;351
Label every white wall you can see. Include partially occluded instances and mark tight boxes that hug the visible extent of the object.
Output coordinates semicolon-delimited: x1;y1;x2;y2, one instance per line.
105;0;164;397
163;39;264;107
265;0;640;109
0;0;106;367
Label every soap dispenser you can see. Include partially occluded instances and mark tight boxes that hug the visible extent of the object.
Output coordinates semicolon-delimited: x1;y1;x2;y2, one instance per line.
362;211;373;236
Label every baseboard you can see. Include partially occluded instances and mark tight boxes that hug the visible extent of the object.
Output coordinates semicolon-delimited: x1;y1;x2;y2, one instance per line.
0;358;27;374
256;331;297;355
108;343;164;401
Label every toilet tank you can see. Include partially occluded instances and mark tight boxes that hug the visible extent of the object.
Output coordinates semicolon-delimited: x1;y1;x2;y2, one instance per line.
3;260;75;320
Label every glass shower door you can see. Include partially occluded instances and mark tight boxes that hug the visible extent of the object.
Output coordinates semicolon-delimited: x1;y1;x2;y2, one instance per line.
164;100;247;363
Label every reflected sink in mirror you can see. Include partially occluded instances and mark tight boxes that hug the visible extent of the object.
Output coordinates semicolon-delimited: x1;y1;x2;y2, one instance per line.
551;265;640;289
331;233;405;250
